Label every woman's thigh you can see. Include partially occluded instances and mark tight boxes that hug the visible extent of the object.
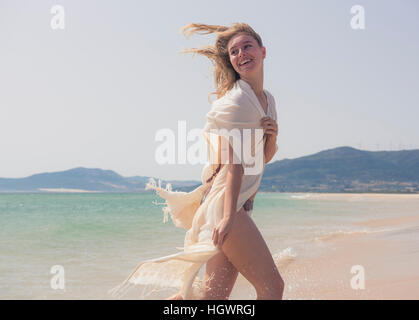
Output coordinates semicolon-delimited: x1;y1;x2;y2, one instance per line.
221;208;284;298
203;250;239;300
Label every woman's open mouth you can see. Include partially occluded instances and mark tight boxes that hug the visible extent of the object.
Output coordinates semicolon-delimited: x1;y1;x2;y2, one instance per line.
239;59;252;67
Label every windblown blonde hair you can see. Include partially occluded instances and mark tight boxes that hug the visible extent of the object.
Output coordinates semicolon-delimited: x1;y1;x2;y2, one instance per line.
180;23;263;101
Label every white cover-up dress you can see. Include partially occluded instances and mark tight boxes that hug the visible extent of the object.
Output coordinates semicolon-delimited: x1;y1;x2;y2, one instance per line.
109;79;278;299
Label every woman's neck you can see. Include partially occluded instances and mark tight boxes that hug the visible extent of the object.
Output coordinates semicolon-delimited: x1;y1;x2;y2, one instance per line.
240;72;264;97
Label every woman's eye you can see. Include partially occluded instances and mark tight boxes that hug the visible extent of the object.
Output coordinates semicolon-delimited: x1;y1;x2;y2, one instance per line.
230;44;251;55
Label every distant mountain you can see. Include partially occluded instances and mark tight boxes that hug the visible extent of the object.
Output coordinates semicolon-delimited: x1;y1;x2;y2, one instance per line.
1;147;418;193
260;146;419;193
0;167;198;193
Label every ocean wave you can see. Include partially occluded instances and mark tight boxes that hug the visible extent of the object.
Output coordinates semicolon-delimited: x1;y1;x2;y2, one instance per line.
273;247;298;268
314;228;396;242
290;194;312;200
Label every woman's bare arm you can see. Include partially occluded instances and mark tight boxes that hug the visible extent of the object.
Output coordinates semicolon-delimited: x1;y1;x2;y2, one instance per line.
222;135;244;219
212;137;244;247
223;162;244;219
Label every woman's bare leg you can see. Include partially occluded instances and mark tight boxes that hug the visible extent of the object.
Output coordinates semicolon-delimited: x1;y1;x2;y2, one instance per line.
167;208;283;300
221;209;285;300
166;251;238;300
202;250;239;300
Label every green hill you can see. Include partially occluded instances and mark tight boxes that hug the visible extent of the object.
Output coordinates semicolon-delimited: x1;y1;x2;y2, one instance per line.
260;146;419;193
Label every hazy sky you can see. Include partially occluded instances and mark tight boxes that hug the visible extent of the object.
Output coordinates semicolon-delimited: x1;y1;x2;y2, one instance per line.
1;0;418;180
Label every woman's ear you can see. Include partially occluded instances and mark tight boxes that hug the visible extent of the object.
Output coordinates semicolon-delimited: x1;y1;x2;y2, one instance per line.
262;46;266;59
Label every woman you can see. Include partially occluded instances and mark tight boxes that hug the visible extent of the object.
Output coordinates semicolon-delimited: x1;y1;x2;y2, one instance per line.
110;22;284;300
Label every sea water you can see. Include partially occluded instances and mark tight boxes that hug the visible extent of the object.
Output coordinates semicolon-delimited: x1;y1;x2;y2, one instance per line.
1;192;418;299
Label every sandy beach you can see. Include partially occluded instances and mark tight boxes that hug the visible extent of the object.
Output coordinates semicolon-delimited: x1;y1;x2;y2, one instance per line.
229;193;419;300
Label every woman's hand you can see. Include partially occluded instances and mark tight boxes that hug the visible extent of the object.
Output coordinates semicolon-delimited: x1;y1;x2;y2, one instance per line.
261;117;278;163
212;216;234;248
260;116;278;139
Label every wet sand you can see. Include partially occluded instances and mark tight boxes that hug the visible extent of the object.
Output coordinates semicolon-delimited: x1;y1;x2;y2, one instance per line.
284;232;419;299
230;193;419;300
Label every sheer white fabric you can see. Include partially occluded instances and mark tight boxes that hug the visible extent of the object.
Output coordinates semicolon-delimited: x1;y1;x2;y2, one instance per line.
109;79;277;299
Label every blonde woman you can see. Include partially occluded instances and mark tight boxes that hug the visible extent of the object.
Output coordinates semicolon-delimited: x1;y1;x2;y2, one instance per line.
110;23;283;300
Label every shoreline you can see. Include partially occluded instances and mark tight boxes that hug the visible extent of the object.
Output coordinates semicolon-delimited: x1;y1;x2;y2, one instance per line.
283;210;419;299
293;192;419;200
1;191;418;196
283;230;419;299
230;203;419;300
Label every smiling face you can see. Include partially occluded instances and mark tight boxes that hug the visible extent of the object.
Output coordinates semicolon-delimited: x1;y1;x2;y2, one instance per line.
228;32;266;79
